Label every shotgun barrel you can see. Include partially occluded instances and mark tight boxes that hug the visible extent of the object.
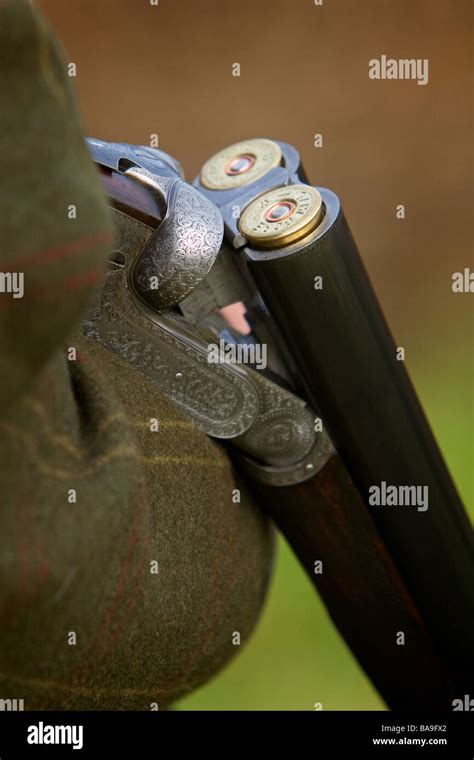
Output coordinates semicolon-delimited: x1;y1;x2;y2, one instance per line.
242;188;474;694
195;138;474;701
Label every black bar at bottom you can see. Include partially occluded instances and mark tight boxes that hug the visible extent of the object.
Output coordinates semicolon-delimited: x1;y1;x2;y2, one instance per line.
0;710;472;757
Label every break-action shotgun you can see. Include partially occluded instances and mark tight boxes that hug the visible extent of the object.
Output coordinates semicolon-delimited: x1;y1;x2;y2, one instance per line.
83;137;474;710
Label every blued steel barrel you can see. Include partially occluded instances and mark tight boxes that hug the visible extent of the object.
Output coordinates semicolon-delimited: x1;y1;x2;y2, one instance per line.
241;185;474;691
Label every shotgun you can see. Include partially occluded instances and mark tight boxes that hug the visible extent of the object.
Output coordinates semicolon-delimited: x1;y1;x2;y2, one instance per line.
84;137;474;710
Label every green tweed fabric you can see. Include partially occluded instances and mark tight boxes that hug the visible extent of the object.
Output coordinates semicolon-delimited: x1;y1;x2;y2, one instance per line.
0;0;274;710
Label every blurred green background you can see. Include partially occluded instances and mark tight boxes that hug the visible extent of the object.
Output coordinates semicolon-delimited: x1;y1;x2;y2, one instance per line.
38;0;473;709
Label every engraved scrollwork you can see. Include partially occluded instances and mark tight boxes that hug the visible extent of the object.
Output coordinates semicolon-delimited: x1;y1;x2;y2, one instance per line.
82;209;259;439
132;180;224;310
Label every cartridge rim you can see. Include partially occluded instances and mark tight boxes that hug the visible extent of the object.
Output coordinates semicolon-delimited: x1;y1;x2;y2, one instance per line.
239;184;323;248
200;139;282;190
